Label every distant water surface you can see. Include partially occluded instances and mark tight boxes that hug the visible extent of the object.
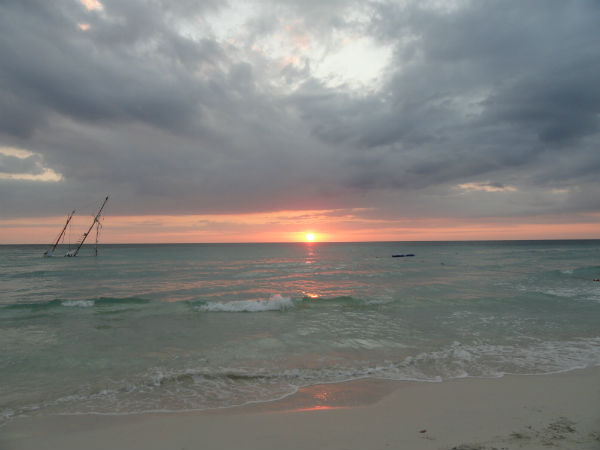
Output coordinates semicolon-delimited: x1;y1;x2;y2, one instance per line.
1;241;599;423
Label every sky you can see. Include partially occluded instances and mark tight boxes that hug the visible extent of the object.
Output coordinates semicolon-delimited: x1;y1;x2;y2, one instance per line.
1;0;599;243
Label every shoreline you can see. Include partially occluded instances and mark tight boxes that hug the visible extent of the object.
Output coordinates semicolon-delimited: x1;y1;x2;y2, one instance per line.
2;367;599;450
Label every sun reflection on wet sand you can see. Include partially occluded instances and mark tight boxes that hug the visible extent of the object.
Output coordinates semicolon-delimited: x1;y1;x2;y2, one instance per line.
208;379;398;416
292;405;344;412
279;380;397;414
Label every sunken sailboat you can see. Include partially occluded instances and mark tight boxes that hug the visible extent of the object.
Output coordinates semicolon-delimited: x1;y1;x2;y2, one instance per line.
44;196;109;257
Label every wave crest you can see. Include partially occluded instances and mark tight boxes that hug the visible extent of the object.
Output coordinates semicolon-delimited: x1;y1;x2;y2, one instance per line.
195;294;293;312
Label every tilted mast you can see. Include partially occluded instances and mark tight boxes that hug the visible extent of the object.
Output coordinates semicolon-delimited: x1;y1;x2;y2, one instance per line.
44;210;76;257
65;196;109;257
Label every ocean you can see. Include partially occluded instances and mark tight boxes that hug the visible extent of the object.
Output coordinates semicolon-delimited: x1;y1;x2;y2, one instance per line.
1;241;599;423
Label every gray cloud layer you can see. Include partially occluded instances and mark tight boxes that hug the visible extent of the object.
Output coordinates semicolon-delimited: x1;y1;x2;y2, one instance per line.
1;0;599;223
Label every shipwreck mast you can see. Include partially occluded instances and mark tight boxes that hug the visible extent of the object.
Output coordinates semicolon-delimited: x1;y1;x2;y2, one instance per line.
44;210;76;257
65;196;109;257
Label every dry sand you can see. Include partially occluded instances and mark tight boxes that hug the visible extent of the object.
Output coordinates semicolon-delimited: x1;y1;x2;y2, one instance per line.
2;367;599;450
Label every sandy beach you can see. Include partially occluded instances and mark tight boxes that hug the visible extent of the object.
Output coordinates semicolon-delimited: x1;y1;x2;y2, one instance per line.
2;367;599;450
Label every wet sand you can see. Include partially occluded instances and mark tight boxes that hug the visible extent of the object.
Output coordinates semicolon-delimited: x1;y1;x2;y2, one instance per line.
2;367;599;450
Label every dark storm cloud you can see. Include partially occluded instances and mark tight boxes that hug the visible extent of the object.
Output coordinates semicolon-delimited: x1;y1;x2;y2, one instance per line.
483;60;600;145
0;0;220;137
289;0;600;203
0;0;599;220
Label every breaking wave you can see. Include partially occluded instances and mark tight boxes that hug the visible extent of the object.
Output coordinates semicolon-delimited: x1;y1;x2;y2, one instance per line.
194;294;294;312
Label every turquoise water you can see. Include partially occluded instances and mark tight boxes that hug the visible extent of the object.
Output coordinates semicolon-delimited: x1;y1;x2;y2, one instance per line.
1;241;599;422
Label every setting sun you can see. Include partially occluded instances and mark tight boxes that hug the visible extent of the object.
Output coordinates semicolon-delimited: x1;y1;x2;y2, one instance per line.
305;233;315;242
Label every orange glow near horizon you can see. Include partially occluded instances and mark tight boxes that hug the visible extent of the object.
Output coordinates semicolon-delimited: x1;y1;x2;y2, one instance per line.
0;210;599;244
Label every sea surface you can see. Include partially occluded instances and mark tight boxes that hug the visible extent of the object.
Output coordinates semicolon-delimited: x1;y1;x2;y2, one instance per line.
1;241;599;423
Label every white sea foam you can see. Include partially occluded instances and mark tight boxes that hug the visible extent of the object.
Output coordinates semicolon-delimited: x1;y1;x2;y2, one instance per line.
61;300;94;307
196;294;294;312
386;338;600;380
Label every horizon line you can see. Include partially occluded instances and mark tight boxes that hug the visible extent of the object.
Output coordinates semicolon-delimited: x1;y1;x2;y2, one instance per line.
3;238;600;245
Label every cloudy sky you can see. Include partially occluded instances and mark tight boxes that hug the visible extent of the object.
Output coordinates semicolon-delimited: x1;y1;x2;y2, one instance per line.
1;0;599;242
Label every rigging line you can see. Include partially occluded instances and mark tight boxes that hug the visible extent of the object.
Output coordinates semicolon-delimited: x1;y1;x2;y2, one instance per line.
94;220;102;256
